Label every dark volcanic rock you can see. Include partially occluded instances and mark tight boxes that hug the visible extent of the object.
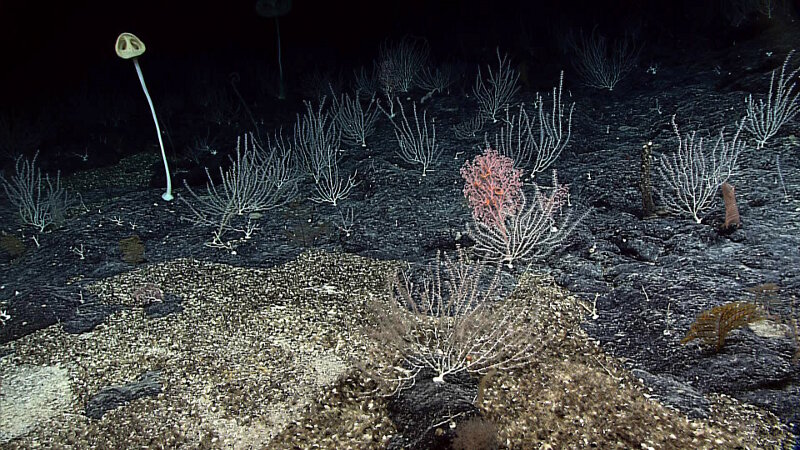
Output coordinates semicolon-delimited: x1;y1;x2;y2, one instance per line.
0;286;119;344
85;371;162;420
387;368;481;450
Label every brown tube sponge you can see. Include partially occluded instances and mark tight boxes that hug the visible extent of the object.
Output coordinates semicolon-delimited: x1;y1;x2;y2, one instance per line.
722;182;740;231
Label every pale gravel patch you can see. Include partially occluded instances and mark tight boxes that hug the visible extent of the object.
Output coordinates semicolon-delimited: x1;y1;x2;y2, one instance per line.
1;250;400;448
0;250;794;449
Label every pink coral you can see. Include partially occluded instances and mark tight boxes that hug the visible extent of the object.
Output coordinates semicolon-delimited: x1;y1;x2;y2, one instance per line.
461;148;522;230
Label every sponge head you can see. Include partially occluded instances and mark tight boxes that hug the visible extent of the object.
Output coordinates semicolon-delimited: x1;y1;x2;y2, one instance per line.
115;33;146;60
